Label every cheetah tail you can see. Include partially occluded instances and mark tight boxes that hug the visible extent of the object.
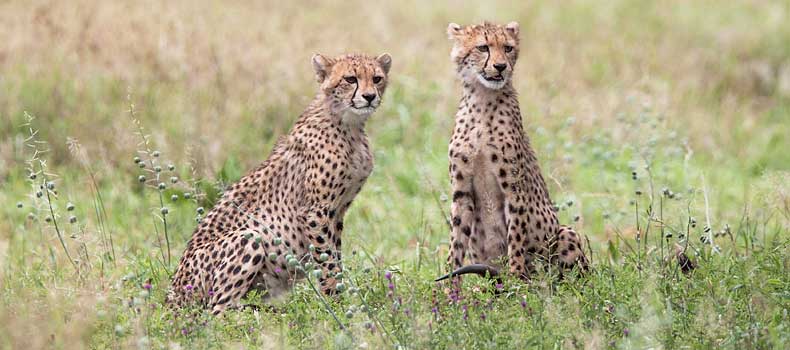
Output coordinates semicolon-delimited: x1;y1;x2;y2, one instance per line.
434;264;500;281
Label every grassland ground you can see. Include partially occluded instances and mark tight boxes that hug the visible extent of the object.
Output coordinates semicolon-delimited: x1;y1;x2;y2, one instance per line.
0;1;788;349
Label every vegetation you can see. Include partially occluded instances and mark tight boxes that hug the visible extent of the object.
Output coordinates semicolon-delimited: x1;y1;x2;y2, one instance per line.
0;1;787;349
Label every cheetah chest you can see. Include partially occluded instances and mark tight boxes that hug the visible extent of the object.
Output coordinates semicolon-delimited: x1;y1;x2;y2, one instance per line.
338;133;373;210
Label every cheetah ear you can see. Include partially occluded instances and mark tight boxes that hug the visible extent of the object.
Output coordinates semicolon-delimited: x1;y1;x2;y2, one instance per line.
505;21;520;37
311;53;334;84
376;53;392;74
447;22;463;40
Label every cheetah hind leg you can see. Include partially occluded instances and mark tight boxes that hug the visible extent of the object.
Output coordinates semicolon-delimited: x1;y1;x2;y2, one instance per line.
208;229;268;315
552;225;589;276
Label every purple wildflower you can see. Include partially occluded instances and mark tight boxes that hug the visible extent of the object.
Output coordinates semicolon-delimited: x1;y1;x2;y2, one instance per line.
623;328;630;337
431;307;438;314
385;271;392;280
181;328;188;336
495;283;503;290
480;312;486;320
388;283;395;291
274;267;282;274
184;284;193;292
462;304;469;320
142;283;152;290
449;290;460;303
520;300;527;308
208;289;214;296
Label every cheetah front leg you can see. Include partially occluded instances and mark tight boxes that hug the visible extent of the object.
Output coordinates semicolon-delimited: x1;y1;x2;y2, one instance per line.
448;156;476;273
500;178;544;281
502;201;530;280
303;207;343;295
551;225;589;273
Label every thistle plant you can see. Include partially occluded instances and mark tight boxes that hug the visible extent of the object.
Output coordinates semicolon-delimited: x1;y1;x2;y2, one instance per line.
127;95;175;267
21;112;79;274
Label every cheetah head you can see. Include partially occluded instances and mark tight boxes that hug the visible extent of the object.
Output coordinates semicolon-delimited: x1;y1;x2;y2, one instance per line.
447;21;520;90
312;53;392;117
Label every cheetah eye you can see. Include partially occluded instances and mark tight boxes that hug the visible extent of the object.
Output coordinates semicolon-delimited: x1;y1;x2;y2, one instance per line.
504;45;514;53
344;76;357;84
476;45;489;52
372;76;383;84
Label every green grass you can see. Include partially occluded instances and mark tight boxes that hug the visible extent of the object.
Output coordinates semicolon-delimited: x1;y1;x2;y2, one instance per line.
1;1;789;349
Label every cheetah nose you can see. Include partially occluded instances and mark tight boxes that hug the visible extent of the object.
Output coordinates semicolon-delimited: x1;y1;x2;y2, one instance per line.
362;93;376;102
493;63;507;72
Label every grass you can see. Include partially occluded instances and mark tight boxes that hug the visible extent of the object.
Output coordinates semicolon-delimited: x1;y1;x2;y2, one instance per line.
0;1;788;349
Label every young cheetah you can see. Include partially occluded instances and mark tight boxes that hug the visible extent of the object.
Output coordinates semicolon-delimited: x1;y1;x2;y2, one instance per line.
168;53;392;314
440;22;588;282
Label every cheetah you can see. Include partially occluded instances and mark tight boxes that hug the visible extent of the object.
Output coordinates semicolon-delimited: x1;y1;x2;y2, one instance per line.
439;22;588;282
168;53;392;314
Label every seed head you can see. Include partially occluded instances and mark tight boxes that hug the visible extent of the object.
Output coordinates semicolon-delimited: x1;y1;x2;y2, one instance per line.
133;156;141;164
168;164;175;171
170;176;178;184
158;182;166;190
66;202;75;211
138;175;146;183
46;181;55;190
16;202;23;208
319;253;329;262
160;207;169;215
196;207;205;214
154;166;162;173
152;151;160;157
171;194;179;201
69;215;77;224
268;252;278;261
184;192;192;199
